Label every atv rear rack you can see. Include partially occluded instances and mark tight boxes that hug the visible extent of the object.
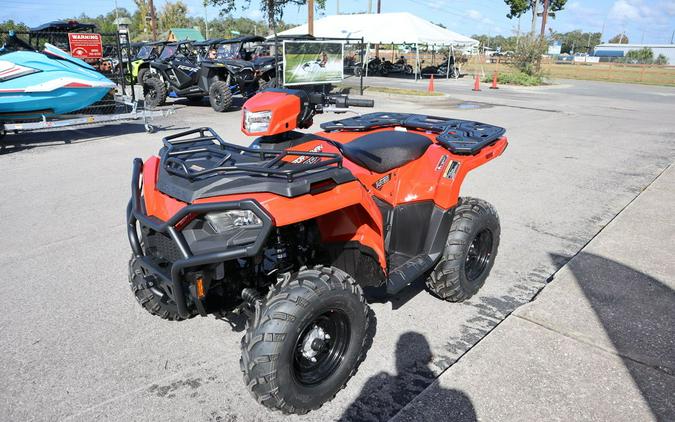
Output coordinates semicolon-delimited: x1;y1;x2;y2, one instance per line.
320;112;506;155
162;127;343;183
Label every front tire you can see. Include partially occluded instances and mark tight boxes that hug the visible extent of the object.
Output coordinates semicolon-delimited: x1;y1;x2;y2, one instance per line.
209;80;233;112
241;266;369;414
427;197;500;302
136;67;150;84
128;256;195;321
143;77;167;109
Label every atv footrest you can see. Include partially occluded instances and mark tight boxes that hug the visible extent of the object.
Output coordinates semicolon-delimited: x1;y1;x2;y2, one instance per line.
386;254;435;294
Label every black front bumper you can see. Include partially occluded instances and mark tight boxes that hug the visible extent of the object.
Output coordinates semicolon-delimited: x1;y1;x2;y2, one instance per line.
127;158;273;318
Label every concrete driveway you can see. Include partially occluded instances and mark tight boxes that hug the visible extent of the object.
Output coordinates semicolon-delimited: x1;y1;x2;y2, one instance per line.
1;77;674;421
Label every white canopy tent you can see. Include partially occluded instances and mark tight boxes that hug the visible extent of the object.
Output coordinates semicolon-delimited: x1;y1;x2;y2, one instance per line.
276;12;478;47
276;12;478;80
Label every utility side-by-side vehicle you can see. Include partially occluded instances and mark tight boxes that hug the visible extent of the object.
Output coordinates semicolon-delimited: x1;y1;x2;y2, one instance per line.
127;88;507;414
143;41;257;112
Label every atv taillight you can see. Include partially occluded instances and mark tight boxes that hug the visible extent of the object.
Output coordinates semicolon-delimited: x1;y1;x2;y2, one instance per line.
310;179;337;195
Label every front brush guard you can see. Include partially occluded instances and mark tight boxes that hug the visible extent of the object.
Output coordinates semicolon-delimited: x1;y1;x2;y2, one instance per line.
127;158;273;318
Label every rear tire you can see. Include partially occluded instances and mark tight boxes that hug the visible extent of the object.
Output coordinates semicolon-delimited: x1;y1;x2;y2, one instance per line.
136;67;150;84
426;197;500;302
128;256;195;321
208;80;233;112
241;266;369;414
143;77;166;109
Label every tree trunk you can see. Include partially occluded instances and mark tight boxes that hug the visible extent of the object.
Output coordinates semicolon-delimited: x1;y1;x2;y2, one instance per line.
530;0;538;34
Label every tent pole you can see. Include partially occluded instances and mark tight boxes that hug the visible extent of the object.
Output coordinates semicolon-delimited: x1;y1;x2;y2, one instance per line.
360;37;364;95
415;43;419;82
446;45;452;79
365;42;370;77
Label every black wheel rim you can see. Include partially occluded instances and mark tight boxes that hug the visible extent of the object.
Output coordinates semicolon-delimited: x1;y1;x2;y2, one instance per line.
465;229;493;282
214;90;222;106
146;87;156;101
292;309;350;386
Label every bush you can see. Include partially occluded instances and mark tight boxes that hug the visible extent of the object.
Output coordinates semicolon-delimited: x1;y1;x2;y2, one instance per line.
483;71;545;86
511;35;548;76
655;54;669;65
624;47;654;64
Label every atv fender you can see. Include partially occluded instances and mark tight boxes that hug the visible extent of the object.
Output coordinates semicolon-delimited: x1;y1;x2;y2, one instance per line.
195;181;387;270
434;138;508;209
141;156;387;270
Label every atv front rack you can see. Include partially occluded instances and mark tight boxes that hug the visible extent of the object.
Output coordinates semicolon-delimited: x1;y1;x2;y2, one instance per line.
162;127;343;183
320;112;506;155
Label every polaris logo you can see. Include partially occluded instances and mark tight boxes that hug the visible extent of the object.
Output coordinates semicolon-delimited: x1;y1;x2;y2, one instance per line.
177;65;199;73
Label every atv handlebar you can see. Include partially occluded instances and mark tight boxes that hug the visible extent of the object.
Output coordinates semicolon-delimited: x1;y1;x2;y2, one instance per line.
325;95;374;109
345;98;374;108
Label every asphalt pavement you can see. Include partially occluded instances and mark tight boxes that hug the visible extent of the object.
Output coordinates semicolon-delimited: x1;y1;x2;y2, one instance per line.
1;76;674;421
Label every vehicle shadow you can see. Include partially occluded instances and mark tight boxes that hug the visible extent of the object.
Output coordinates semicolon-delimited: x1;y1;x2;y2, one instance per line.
0;121;156;155
550;252;675;420
170;95;247;111
340;331;476;422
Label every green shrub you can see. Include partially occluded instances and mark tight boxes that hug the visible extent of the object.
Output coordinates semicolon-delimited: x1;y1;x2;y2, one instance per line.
511;35;548;76
655;54;669;65
482;71;545;86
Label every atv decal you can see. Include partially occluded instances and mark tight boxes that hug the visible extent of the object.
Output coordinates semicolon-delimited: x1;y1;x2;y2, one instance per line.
372;173;392;190
177;64;199;73
291;145;323;164
435;155;448;171
444;161;461;179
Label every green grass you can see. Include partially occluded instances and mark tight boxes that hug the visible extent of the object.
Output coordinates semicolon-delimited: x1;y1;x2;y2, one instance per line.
466;62;675;87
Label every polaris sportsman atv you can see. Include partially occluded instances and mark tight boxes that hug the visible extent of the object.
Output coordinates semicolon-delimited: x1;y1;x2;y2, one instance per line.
127;88;507;414
143;41;257;111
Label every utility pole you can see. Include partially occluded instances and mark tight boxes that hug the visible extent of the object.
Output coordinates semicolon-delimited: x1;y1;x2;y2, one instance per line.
375;0;381;57
308;0;314;36
203;1;209;39
337;0;340;14
368;0;372;14
148;0;158;41
540;0;549;38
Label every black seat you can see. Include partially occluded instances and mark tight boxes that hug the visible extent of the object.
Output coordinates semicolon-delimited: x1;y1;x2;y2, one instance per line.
339;131;432;174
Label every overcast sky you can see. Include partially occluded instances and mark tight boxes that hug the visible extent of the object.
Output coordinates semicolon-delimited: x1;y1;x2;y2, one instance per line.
2;0;674;44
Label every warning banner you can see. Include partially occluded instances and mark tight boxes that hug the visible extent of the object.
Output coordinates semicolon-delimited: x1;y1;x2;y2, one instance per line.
68;33;103;59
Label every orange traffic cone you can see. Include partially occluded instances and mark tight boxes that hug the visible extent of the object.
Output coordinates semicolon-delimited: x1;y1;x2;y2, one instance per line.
472;74;481;91
427;74;435;93
489;71;499;89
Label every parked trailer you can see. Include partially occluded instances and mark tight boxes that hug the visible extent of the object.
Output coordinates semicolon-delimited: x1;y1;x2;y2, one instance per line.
0;95;174;139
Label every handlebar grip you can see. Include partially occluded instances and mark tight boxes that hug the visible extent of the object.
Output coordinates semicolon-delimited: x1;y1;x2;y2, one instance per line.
346;98;375;108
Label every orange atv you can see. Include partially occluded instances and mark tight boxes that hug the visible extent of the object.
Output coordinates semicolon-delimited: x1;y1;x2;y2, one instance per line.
127;88;507;414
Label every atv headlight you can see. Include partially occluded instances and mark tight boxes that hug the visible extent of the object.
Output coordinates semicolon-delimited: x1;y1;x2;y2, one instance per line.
244;110;272;133
205;210;263;233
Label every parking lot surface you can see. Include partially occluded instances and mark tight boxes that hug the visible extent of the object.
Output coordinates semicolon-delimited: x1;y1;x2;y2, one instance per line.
1;77;674;421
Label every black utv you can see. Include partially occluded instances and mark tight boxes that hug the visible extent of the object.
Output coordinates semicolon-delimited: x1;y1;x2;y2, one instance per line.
143;41;257;112
194;36;278;92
